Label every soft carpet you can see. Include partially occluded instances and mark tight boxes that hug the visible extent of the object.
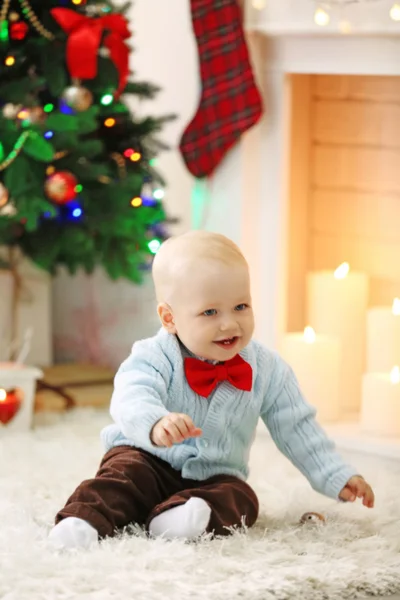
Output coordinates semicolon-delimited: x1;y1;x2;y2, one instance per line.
1;410;400;600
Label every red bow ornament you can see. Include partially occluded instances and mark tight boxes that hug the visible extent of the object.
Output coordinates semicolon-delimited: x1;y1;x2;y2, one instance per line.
51;8;131;97
184;355;253;398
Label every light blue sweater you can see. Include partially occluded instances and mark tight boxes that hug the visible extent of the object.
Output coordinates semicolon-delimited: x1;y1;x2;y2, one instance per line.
101;328;357;500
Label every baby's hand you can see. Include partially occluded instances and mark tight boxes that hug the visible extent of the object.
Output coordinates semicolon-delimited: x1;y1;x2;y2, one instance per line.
339;476;375;508
151;413;202;448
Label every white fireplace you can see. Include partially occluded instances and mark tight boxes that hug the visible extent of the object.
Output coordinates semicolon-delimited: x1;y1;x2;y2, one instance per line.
219;0;400;458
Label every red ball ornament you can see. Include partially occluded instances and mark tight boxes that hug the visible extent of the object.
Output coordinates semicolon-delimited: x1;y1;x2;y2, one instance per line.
44;171;78;204
10;21;29;41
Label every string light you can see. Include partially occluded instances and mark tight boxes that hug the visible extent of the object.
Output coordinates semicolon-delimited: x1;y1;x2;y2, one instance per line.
104;118;115;127
0;0;11;42
5;55;15;66
46;166;55;175
130;197;142;208
72;207;82;218
75;184;83;193
44;131;54;139
390;3;400;20
148;239;161;254
17;109;29;119
44;103;54;113
130;152;141;162
314;7;330;26
124;148;134;158
153;189;165;200
100;93;114;106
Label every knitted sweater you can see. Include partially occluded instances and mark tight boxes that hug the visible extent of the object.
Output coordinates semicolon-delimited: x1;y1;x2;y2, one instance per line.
101;329;357;500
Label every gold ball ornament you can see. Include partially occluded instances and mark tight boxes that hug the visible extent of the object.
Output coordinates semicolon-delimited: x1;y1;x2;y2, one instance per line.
0;183;9;207
62;86;93;112
26;106;46;124
2;103;22;119
300;512;326;525
44;171;78;204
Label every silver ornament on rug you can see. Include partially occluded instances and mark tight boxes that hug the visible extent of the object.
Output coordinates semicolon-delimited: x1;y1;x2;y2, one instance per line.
300;512;326;525
62;86;93;112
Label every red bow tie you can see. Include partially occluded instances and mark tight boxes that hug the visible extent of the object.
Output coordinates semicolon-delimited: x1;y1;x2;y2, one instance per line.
184;354;253;398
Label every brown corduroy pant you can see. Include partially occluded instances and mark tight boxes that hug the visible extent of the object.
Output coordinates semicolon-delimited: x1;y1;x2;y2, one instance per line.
55;445;259;538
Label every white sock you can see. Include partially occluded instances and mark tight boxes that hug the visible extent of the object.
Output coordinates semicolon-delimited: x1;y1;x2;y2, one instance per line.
48;517;98;550
149;497;211;540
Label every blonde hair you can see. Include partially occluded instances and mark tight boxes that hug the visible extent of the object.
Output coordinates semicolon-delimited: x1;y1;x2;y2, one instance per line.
152;231;247;303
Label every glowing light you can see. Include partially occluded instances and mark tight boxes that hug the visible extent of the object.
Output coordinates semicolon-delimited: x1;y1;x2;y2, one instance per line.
100;93;114;106
131;197;143;208
148;239;161;254
149;158;158;167
104;118;115;127
46;166;55;175
72;0;83;4
390;3;400;21
124;148;134;158
0;389;6;401
314;8;330;26
392;298;400;316
74;184;83;193
44;103;54;113
72;208;82;218
153;188;165;200
390;366;400;384
44;131;54;139
303;326;316;344
252;0;266;8
130;152;141;162
334;262;350;279
17;109;29;120
5;55;15;66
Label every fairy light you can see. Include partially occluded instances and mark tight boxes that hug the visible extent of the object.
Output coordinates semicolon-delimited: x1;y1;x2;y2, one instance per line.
46;166;55;175
104;118;115;127
124;148;134;158
5;55;15;66
0;131;31;172
130;152;141;162
148;239;161;254
153;189;165;200
130;197;142;208
100;93;114;106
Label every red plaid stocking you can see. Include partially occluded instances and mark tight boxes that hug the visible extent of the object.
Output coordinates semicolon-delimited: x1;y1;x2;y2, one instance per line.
179;0;263;178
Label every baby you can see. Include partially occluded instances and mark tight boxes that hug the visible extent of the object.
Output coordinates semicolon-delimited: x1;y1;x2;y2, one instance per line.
49;231;374;549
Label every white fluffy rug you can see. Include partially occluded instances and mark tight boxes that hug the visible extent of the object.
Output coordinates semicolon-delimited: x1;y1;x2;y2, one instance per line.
1;410;400;600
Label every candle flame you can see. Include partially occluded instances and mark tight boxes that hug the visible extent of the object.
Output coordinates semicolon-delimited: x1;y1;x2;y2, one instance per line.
334;262;350;279
390;366;400;384
0;389;6;402
304;326;316;344
392;298;400;316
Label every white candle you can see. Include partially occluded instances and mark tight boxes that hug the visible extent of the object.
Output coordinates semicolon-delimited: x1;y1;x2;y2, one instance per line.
281;327;341;422
307;263;369;415
367;298;400;373
361;366;400;437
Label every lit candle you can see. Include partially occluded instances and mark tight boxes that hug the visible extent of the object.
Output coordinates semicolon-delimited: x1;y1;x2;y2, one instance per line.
0;388;21;425
281;326;341;422
361;366;400;437
367;298;400;373
307;263;369;415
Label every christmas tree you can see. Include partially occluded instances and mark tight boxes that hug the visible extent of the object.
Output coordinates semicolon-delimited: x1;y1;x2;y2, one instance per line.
0;0;173;283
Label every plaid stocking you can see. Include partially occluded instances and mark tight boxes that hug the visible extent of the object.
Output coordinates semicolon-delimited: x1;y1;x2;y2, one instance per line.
179;0;263;178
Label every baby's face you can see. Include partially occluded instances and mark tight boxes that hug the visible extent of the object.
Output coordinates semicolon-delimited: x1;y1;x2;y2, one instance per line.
169;261;254;362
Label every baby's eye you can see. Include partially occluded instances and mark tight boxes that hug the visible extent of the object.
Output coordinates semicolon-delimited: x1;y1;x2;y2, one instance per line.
203;309;217;317
235;304;248;312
